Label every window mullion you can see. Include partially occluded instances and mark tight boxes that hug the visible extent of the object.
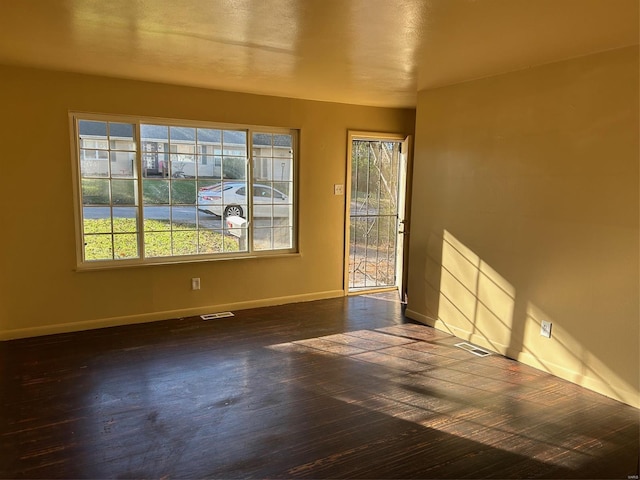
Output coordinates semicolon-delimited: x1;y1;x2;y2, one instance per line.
135;122;145;260
247;129;254;252
106;121;116;260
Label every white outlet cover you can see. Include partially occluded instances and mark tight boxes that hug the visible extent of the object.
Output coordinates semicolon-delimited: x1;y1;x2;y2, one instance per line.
334;184;344;195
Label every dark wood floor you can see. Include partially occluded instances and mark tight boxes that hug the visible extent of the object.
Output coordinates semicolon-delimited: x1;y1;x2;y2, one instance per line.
1;295;638;479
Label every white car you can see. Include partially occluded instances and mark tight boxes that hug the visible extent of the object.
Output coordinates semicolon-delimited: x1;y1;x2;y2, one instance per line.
198;182;291;218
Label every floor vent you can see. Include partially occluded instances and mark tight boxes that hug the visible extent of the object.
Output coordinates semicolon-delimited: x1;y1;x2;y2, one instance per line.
201;312;235;320
455;342;491;357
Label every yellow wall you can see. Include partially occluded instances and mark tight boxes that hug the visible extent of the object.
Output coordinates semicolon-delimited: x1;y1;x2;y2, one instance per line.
0;66;415;339
406;46;639;408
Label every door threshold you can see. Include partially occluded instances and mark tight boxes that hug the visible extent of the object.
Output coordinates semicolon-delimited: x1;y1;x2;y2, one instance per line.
348;287;398;297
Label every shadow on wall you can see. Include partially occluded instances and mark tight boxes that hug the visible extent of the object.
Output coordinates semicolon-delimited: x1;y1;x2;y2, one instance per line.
422;229;635;406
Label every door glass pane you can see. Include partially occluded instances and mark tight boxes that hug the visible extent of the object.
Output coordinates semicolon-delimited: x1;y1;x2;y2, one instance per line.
349;139;402;291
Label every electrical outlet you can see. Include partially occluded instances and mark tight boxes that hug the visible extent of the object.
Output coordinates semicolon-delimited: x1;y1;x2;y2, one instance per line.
334;184;344;195
191;277;201;290
540;320;552;338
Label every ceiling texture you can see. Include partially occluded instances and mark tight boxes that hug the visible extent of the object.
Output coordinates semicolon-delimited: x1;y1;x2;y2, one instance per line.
0;0;637;108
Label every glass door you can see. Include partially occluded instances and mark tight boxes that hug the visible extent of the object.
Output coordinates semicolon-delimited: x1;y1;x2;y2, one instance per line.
346;133;409;296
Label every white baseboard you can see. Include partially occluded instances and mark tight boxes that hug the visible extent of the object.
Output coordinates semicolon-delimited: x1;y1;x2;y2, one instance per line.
404;309;435;326
514;350;640;409
0;290;345;341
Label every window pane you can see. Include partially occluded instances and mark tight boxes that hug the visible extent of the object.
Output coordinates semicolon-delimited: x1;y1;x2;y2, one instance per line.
170;154;194;177
81;179;110;205
143;207;171;230
198;229;224;254
252;133;272;157
254;223;293;251
111;179;136;205
223;130;247;156
197;229;242;254
197;128;221;145
84;234;113;261
112;207;138;233
80;139;108;150
274;159;293;181
273;225;293;249
273;181;292;197
141;144;168;177
79;120;107;137
222;157;246;180
273;134;293;158
83;207;111;233
171;180;196;204
253;228;272;251
113;233;138;259
80;150;109;177
170;126;196;142
110;151;136;178
253;157;272;181
171;206;197;230
143;179;170;204
109;123;136;151
141;125;168;178
141;124;168;140
169;143;196;155
221;181;248;219
197;181;224;215
197;155;221;178
198;180;223;190
172;230;198;256
274;202;293;224
144;231;172;257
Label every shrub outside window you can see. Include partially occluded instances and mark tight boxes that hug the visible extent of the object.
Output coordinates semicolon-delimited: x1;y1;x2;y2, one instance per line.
72;114;297;268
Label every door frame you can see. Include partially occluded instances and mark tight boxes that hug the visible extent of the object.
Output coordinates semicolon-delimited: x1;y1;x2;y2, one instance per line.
344;131;413;300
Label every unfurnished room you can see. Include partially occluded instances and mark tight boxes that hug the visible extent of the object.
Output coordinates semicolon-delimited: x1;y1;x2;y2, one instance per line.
0;0;638;478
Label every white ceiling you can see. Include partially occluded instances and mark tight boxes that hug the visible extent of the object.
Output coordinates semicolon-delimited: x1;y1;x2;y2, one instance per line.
0;0;637;108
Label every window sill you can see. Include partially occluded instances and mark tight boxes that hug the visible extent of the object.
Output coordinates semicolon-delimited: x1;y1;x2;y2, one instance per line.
74;251;301;272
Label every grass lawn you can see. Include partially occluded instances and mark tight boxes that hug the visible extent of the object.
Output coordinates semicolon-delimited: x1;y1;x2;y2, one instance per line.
84;218;239;260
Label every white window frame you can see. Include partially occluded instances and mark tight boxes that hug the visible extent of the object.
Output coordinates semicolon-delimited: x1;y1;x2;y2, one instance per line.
70;112;298;270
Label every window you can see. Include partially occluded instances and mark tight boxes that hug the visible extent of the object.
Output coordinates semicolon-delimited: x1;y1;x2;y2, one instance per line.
72;114;297;268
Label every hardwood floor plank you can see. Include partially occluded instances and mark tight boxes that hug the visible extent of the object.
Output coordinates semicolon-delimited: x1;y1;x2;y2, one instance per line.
1;295;638;479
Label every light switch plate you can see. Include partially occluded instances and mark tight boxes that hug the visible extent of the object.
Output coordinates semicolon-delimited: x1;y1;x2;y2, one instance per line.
540;320;552;338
